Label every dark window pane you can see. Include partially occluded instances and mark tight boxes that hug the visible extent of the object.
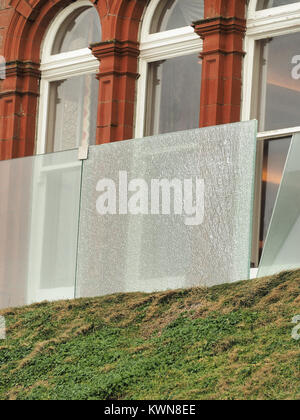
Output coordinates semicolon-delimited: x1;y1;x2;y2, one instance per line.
52;7;101;54
47;74;98;152
258;33;300;131
260;137;291;251
257;0;299;10
151;0;204;33
146;54;201;136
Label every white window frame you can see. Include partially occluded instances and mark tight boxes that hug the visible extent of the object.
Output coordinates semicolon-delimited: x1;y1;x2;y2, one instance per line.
36;0;100;155
135;0;203;138
244;1;300;274
243;0;300;139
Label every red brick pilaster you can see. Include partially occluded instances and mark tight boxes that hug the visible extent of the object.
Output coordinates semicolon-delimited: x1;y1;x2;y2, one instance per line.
91;40;139;144
193;0;247;127
0;61;40;159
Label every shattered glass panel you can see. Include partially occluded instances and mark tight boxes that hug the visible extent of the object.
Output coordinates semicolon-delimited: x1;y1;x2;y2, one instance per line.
76;121;257;298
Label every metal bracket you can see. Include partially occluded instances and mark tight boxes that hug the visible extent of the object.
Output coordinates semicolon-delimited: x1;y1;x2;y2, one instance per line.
78;145;89;160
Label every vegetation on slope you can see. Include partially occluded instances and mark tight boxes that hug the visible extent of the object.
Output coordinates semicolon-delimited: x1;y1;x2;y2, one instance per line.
0;270;299;400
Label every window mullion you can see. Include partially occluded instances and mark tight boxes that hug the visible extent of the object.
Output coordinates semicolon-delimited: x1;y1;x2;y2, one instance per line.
36;79;50;155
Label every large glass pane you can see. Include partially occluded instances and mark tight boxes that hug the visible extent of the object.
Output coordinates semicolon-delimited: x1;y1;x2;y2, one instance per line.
146;54;201;136
0;150;82;309
52;7;101;54
76;121;257;298
260;137;291;250
256;0;299;10
151;0;204;33
258;133;300;277
47;74;98;152
257;33;300;131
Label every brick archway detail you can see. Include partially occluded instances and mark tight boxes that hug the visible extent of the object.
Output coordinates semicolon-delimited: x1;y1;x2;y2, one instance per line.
0;0;148;159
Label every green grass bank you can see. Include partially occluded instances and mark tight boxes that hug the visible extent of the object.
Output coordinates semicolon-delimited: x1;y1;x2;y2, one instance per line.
0;270;299;400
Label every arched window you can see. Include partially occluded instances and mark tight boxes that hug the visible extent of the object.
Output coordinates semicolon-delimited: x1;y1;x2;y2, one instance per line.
244;0;300;264
37;1;101;154
150;0;204;33
136;0;204;137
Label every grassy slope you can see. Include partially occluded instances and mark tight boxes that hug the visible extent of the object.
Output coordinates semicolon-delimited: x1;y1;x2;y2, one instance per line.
0;270;299;400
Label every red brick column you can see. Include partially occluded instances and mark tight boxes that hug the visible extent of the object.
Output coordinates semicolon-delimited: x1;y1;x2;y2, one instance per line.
193;0;247;127
91;40;140;144
0;61;40;159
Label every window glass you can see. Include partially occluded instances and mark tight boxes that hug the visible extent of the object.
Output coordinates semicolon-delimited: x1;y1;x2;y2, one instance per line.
52;7;101;54
260;137;291;251
151;0;204;33
256;0;299;10
257;33;300;132
145;54;201;136
46;74;98;153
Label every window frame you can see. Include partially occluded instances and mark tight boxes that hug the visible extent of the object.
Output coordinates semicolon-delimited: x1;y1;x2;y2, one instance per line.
244;1;300;272
37;0;100;155
135;0;203;138
243;0;300;136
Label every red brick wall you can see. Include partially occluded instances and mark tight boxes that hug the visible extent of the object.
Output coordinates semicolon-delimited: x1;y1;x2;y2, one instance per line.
0;0;247;161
